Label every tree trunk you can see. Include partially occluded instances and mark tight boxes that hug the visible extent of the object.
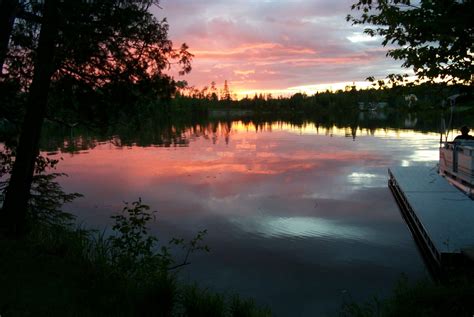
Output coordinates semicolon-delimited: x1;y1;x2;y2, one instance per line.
1;0;58;237
0;0;18;75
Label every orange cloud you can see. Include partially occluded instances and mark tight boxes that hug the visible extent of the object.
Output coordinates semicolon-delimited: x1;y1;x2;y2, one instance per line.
192;42;317;59
234;69;255;76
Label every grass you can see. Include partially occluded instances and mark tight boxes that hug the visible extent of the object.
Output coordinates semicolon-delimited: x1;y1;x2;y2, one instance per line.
0;219;271;317
340;275;474;317
7;223;473;317
1;225;140;316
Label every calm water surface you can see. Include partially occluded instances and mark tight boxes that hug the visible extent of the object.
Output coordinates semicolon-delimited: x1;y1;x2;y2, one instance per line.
49;121;440;316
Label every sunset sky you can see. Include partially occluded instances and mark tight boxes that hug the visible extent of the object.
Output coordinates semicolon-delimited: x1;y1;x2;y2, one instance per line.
154;0;410;97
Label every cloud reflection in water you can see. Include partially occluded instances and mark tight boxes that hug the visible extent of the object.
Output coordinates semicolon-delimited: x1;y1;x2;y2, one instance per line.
231;215;373;241
46;121;442;316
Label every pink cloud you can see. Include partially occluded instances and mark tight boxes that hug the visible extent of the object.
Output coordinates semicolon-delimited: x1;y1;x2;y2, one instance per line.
158;0;406;93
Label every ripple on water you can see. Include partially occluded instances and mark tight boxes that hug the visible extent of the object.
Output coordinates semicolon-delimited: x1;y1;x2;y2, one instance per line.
230;215;375;244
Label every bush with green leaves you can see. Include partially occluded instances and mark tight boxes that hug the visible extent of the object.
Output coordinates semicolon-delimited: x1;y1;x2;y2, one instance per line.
107;198;209;280
104;199;272;316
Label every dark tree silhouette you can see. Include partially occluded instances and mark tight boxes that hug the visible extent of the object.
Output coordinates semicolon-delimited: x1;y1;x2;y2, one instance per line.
0;0;18;73
1;0;59;237
348;0;473;85
1;0;192;237
222;80;232;101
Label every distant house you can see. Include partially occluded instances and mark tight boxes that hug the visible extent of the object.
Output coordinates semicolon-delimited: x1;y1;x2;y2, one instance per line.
404;94;418;107
447;94;463;106
441;94;465;108
358;101;388;111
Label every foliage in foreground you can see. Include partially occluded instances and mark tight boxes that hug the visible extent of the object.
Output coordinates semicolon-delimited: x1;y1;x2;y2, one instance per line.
340;275;474;317
0;195;271;316
348;0;473;85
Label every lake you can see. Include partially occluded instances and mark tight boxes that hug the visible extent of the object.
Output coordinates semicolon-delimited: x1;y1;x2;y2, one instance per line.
45;119;441;316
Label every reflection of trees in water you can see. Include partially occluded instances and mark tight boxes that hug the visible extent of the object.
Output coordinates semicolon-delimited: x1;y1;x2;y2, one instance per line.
183;120;232;145
37;110;474;153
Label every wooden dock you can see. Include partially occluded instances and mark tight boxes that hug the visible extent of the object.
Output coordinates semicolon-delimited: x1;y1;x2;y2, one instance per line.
388;166;474;270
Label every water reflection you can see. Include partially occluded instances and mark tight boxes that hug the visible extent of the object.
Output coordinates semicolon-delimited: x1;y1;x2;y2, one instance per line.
347;172;384;188
232;215;373;241
36;118;448;316
37;108;466;154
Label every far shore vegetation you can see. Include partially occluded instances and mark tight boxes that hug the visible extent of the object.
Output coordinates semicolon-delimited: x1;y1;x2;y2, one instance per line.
2;80;473;147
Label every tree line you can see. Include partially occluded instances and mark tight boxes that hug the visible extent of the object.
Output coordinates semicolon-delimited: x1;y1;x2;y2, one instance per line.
173;81;473;115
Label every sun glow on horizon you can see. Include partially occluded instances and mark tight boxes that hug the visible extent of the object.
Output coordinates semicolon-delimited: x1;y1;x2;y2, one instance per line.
233;81;375;99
